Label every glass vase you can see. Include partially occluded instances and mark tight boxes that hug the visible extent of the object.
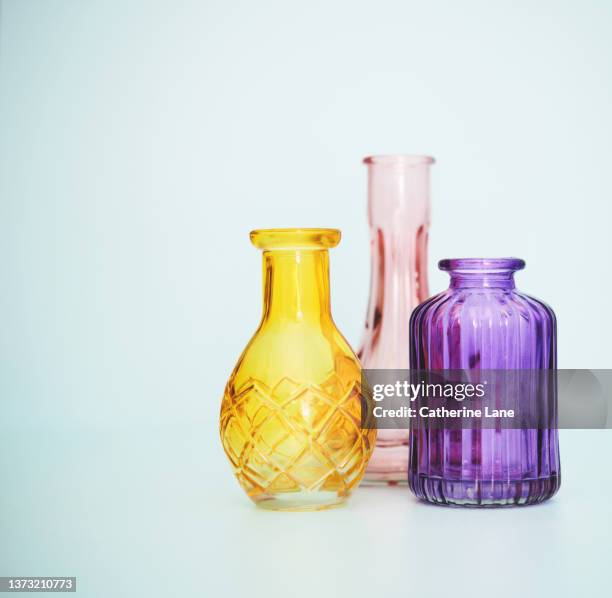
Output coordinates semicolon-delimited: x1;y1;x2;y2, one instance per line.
359;155;434;484
409;258;561;506
220;229;376;511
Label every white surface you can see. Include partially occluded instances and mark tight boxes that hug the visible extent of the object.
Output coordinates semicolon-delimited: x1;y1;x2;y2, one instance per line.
0;427;610;597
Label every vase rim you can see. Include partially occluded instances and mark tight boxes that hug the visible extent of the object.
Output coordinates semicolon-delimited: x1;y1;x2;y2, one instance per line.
250;228;341;250
439;258;526;272
363;154;435;166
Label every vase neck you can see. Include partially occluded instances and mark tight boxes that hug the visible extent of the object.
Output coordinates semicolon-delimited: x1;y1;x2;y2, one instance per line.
262;250;332;324
449;272;516;289
366;156;432;306
360;157;433;368
366;156;432;226
440;258;525;290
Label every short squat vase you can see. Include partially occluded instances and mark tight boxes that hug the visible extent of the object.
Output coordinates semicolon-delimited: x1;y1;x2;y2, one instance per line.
409;258;561;506
359;155;434;484
220;229;376;510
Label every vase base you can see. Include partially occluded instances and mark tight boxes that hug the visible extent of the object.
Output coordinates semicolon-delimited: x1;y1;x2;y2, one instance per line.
408;473;561;507
362;443;408;485
361;475;408;486
252;491;348;512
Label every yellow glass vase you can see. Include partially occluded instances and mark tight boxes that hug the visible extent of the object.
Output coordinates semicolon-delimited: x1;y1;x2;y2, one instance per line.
220;228;376;510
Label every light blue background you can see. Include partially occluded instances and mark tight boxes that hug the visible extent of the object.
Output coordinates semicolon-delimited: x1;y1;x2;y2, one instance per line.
1;1;611;596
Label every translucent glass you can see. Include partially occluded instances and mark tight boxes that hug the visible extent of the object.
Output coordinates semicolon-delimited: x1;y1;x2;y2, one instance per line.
359;155;434;483
220;229;376;510
409;258;561;506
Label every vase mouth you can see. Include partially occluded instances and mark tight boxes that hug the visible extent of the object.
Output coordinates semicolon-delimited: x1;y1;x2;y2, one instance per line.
439;258;526;273
363;154;435;166
250;228;341;250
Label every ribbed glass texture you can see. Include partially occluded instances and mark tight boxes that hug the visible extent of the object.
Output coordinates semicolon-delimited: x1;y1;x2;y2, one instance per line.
408;258;561;506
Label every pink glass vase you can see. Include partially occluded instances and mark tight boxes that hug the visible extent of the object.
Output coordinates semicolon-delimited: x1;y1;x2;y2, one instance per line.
359;155;434;484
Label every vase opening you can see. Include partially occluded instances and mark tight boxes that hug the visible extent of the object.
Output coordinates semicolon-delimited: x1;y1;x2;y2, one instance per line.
363;155;435;166
250;228;341;251
251;229;340;324
440;258;525;289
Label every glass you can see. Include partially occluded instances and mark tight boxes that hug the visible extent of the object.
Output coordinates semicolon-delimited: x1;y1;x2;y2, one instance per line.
220;229;376;510
409;258;561;506
359;155;434;484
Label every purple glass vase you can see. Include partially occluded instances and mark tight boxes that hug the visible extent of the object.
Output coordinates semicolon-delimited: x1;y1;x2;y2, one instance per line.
408;258;561;506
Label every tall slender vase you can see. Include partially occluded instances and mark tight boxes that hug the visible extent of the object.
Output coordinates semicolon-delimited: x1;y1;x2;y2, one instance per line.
220;229;376;510
359;155;434;484
409;258;561;506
